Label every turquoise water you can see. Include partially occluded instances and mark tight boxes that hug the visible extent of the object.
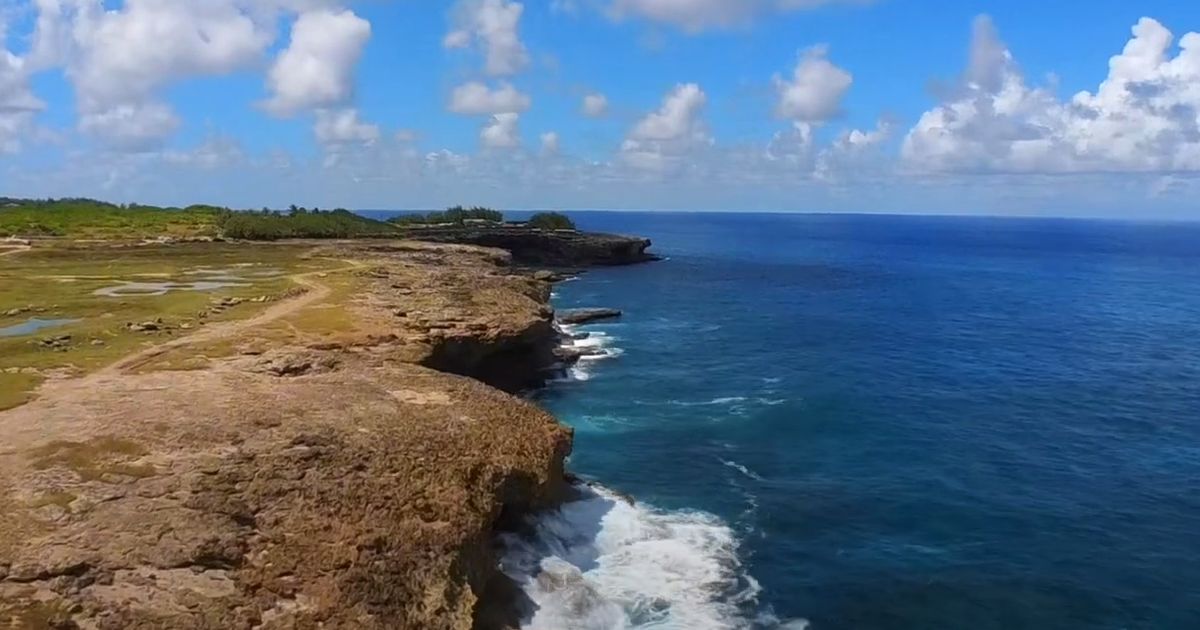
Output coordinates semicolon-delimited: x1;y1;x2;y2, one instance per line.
499;213;1200;629
0;318;79;338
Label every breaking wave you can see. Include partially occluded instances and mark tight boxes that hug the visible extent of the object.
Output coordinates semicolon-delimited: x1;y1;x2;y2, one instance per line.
498;484;766;630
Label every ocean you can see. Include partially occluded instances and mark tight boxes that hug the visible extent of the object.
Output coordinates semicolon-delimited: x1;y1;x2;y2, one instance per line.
494;212;1200;629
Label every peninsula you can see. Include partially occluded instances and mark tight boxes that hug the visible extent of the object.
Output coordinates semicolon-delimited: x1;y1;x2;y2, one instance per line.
0;199;656;628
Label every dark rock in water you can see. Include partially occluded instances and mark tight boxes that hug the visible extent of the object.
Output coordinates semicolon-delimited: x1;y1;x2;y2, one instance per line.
570;331;591;340
397;225;661;267
557;308;622;325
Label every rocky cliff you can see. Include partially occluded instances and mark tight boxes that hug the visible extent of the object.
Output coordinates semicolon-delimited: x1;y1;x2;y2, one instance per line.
396;226;660;267
0;241;581;629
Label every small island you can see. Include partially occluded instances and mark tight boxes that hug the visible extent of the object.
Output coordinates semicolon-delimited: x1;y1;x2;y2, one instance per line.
0;199;656;628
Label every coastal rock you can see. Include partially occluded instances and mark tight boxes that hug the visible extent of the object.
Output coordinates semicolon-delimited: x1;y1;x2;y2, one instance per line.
557;308;622;325
397;225;661;267
0;239;589;630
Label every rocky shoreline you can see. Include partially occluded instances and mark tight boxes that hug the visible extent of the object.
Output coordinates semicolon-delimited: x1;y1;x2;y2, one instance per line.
0;237;654;629
396;225;662;267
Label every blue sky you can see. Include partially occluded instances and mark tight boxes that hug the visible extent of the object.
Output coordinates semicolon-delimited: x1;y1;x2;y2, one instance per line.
2;0;1200;217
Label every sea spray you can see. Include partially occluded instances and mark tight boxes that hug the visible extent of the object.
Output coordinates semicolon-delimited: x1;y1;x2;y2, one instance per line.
498;484;763;630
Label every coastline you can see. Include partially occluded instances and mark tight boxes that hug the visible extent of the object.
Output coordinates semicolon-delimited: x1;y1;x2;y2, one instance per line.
0;235;656;628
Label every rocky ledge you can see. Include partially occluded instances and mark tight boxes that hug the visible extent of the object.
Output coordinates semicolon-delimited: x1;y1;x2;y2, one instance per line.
557;308;623;326
0;240;603;629
396;225;661;267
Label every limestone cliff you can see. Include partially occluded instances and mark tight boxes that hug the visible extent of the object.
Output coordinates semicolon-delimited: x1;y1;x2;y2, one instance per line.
396;226;661;267
0;241;578;629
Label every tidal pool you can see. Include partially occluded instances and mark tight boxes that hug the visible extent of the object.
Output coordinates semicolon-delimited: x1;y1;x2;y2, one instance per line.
0;318;80;338
93;281;249;298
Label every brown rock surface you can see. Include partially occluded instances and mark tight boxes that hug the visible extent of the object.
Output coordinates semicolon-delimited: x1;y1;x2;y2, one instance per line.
0;240;576;629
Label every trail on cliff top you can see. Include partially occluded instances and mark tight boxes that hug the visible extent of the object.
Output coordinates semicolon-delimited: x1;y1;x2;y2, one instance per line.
101;259;364;377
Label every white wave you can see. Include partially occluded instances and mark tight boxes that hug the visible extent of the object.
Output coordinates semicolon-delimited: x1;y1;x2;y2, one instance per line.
668;397;748;407
499;485;762;630
755;398;787;406
760;377;783;385
556;324;623;382
720;459;765;482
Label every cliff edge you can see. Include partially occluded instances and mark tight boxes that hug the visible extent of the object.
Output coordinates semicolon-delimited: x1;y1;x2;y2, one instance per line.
396;226;660;267
0;241;578;629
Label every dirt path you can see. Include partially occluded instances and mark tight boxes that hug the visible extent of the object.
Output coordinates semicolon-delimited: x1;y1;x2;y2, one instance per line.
0;245;31;258
100;261;362;377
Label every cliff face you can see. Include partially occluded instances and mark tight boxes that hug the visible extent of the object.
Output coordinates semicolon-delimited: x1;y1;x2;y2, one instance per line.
0;240;577;629
397;226;661;267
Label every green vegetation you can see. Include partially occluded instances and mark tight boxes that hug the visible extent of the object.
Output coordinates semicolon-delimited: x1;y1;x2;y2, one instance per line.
0;242;334;409
221;206;399;240
527;211;577;231
0;198;400;241
389;205;505;226
0;198;579;241
0;198;224;239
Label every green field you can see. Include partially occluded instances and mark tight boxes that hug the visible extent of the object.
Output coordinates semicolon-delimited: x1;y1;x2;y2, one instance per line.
0;198;399;240
0;242;339;409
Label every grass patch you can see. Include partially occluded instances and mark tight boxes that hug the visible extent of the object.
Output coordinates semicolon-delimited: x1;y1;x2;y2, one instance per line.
0;242;340;406
0;372;43;411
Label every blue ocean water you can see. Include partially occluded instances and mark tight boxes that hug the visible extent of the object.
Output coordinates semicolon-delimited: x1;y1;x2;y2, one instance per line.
508;212;1200;629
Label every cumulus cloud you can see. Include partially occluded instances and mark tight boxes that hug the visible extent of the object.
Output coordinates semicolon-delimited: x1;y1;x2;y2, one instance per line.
582;93;609;117
610;0;865;33
481;112;521;148
903;15;1200;173
78;102;180;151
263;8;372;116
449;81;532;115
445;0;529;76
314;108;381;146
22;0;371;149
27;0;276;148
622;83;711;171
815;118;894;182
774;45;852;123
540;131;561;154
1;26;43;152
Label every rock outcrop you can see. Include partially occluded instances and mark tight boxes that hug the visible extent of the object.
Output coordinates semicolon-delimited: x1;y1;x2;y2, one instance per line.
0;240;584;629
397;226;661;267
557;308;623;325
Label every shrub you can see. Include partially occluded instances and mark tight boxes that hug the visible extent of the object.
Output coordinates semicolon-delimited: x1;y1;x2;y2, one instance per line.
389;206;505;226
527;211;576;231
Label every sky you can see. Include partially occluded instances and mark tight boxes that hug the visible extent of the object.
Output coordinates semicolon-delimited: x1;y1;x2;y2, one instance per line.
1;0;1200;217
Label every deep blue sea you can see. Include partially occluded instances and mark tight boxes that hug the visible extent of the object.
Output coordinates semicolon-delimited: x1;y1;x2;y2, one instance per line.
486;212;1200;630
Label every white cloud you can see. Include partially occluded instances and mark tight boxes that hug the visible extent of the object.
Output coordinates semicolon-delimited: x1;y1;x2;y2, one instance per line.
445;0;529;76
27;0;279;148
815;118;893;182
629;83;708;141
582;92;609;117
774;45;852;123
23;0;367;149
622;83;711;170
1;29;42;152
540;131;560;153
481;112;521;148
263;8;371;116
449;81;532;114
77;101;180;151
610;0;865;33
314;108;380;146
903;15;1200;174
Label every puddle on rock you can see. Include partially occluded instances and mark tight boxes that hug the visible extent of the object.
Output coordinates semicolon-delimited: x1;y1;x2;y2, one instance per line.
93;281;249;298
0;318;81;338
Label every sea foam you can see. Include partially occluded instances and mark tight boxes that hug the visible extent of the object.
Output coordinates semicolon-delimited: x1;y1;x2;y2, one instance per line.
557;323;624;382
499;484;763;630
